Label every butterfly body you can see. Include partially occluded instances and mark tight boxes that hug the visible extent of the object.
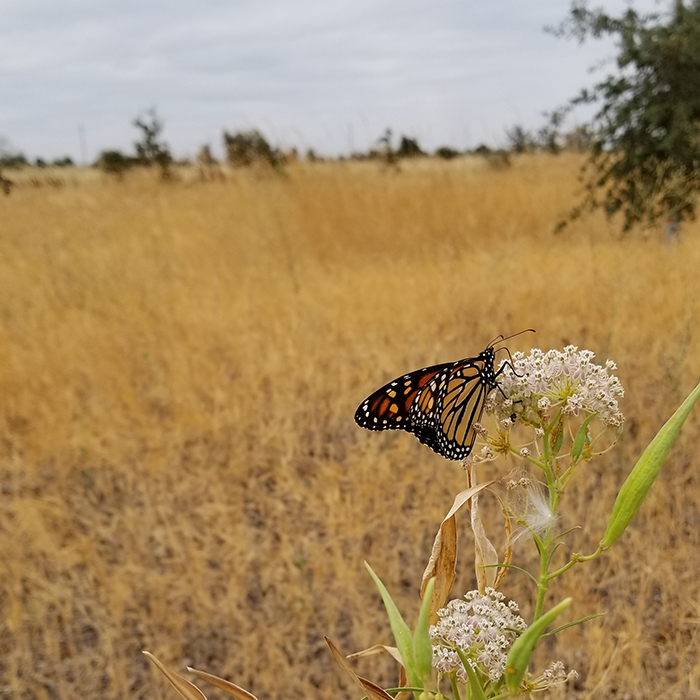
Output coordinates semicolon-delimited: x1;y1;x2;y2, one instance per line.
354;346;500;461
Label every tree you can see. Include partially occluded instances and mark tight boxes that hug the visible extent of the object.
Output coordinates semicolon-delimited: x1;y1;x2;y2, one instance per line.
133;109;173;179
505;125;535;154
223;129;283;168
553;1;700;233
377;128;398;167
396;136;425;158
96;150;135;178
435;146;460;160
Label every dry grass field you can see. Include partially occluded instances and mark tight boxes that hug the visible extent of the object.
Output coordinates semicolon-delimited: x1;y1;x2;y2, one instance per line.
2;154;700;700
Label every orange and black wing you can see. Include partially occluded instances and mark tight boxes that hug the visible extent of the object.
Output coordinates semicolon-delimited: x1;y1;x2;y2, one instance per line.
354;347;499;461
433;358;491;460
354;362;451;432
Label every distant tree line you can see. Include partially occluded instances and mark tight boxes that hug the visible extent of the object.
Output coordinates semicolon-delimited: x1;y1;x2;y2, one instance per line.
0;152;74;169
1;109;597;185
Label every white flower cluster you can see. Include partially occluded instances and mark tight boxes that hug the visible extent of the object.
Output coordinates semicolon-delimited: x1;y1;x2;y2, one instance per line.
491;346;624;428
430;588;527;683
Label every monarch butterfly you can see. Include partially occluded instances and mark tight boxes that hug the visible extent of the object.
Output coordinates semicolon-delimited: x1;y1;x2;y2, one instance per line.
354;332;532;461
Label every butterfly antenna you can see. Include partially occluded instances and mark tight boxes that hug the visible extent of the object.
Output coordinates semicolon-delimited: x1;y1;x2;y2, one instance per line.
491;328;535;348
487;333;505;347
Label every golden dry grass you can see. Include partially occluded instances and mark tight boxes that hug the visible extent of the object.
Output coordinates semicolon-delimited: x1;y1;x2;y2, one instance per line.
1;155;700;700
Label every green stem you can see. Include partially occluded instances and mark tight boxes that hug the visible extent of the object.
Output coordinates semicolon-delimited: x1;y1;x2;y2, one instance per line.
508;446;546;472
541;410;561;511
546;558;576;581
449;674;462;700
532;534;550;621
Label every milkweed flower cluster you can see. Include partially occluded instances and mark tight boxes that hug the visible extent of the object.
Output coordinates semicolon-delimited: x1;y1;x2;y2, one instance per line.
430;588;527;683
488;346;625;428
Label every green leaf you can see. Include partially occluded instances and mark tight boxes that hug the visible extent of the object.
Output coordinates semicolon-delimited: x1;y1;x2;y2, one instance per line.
549;414;564;455
505;598;572;694
455;648;487;700
600;380;700;550
570;413;597;463
365;563;420;689
542;612;606;637
413;578;435;681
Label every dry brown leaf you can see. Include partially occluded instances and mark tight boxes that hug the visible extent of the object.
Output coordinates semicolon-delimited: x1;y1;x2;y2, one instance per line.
348;644;403;665
143;651;208;700
187;667;260;700
395;665;411;700
470;465;498;593
325;637;394;700
421;481;494;622
421;514;457;624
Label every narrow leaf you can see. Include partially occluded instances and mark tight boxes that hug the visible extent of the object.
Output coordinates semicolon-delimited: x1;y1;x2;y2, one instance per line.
549;414;564;455
600;380;700;550
505;598;572;694
542;612;606;637
571;413;597;463
455;648;487;700
365;563;420;688
143;651;208;700
186;668;259;700
413;577;435;681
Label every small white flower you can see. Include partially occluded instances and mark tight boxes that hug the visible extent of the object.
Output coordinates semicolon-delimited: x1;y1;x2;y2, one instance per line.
519;447;531;458
490;347;624;427
430;588;527;684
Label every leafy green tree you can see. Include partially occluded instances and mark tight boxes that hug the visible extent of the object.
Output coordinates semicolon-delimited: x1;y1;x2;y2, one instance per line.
553;1;700;233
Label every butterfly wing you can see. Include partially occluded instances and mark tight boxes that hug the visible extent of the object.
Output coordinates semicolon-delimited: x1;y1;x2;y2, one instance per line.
355;348;498;461
354;362;450;432
433;359;491;460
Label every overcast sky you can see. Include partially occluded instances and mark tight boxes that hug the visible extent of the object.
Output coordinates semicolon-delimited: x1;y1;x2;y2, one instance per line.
0;0;662;161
